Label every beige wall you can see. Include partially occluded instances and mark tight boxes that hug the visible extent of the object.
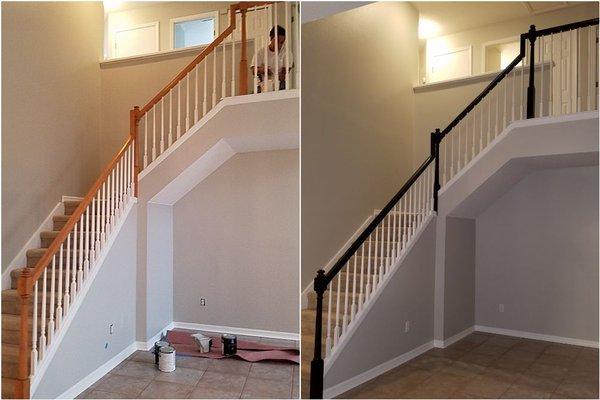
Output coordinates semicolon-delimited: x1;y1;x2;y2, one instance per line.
301;2;419;288
1;2;104;271
421;3;598;80
173;150;299;333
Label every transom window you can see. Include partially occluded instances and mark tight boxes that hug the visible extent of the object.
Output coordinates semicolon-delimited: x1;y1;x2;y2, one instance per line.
171;12;219;50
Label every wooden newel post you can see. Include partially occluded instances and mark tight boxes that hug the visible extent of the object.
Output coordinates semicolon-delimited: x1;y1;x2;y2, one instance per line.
239;7;248;95
130;106;140;197
16;269;32;399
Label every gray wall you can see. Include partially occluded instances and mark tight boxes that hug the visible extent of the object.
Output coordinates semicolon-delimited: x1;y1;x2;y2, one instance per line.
444;217;476;339
2;2;103;271
476;166;599;342
325;219;436;390
146;204;174;339
33;206;137;398
173;150;299;333
301;1;419;288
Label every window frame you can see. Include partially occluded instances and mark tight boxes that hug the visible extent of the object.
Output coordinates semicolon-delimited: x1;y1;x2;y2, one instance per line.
169;11;220;50
481;35;520;73
111;21;160;59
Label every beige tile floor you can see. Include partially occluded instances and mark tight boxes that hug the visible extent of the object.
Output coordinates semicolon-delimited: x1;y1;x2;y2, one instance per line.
76;333;299;399
340;332;599;399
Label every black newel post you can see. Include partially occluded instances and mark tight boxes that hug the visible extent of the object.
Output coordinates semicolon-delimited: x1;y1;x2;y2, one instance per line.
526;24;537;119
432;129;441;212
310;270;327;399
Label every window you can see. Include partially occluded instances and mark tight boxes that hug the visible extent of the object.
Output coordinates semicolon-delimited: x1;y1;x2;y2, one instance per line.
171;12;219;50
428;45;472;83
483;37;520;73
113;22;159;59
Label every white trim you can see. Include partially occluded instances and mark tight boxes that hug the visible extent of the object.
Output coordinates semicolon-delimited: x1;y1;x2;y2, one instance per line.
475;325;599;348
324;215;435;373
301;213;375;309
61;196;84;203
135;322;176;351
55;343;137;399
323;341;434;399
172;321;299;341
2;202;63;289
138;89;299;180
170;11;220;51
434;326;475;349
30;199;138;393
111;21;160;59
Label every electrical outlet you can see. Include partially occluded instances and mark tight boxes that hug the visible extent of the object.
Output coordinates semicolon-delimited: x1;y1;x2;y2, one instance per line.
404;320;410;333
200;298;206;306
109;324;115;335
499;304;505;313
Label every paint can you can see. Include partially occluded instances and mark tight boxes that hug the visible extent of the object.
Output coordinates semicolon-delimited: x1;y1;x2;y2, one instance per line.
158;345;176;372
221;334;237;356
153;340;170;365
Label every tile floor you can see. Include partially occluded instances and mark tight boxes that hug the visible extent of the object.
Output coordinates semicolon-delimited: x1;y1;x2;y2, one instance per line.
77;332;299;399
340;332;599;399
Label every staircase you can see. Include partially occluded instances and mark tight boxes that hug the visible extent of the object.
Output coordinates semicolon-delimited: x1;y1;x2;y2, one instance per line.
2;200;84;398
305;18;599;398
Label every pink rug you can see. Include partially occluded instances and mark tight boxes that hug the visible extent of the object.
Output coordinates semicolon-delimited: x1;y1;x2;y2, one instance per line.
165;330;299;364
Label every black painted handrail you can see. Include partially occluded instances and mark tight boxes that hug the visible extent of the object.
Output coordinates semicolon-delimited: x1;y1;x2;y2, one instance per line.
536;17;598;37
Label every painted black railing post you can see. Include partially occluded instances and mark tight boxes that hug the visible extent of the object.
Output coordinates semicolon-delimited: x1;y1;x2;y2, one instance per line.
432;129;441;212
310;269;327;399
526;24;537;119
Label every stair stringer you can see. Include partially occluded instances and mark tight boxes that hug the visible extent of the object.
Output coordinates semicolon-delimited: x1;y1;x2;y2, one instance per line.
30;199;137;397
433;111;599;342
322;215;437;395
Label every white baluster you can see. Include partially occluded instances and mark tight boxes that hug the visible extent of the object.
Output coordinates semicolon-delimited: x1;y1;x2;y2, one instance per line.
186;74;191;131
78;215;84;289
91;196;97;261
212;51;217;107
253;7;258;94
333;274;341;345
177;81;182;140
521;57;525;118
152;108;156;162
101;181;107;244
350;254;357;321
222;44;226;99
203;61;208;116
373;223;379;290
358;242;365;313
274;4;279;91
540;35;545;116
143;114;148;168
71;222;78;297
169;90;174;147
231;30;236;97
160;98;165;154
378;218;385;284
64;233;71;312
480;101;484;151
503;76;508;131
40;269;48;358
264;7;270;92
48;255;56;344
56;243;64;329
389;204;395;272
400;196;406;251
194;66;199;123
285;3;290;90
588;27;593;111
365;235;372;300
512;68;516;122
31;280;39;375
342;263;349;334
84;207;90;277
325;282;332;358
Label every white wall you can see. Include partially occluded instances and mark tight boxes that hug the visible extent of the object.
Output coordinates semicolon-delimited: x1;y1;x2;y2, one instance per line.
475;166;599;342
173;150;299;333
33;206;138;398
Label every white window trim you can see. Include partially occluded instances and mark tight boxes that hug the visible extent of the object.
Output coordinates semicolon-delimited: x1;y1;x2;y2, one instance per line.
170;11;220;50
111;21;160;59
481;35;521;74
427;44;472;83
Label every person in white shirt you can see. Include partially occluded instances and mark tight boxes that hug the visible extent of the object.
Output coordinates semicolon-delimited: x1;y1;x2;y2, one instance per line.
251;25;294;92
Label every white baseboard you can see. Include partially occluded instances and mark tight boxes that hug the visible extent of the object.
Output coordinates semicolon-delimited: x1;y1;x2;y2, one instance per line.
172;321;299;341
3;202;63;289
61;195;84;202
434;326;475;349
135;322;176;351
301;213;375;309
323;341;434;399
57;343;137;399
475;325;599;348
30;199;138;394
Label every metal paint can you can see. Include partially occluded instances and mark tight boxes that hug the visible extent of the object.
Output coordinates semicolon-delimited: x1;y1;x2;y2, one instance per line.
221;334;237;356
158;345;176;372
153;340;170;365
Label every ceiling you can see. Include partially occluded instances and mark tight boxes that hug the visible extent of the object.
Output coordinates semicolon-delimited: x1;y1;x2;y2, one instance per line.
412;1;587;39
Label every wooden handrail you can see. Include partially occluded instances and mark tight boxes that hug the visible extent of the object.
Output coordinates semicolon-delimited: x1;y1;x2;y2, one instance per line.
138;2;274;118
23;136;134;286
